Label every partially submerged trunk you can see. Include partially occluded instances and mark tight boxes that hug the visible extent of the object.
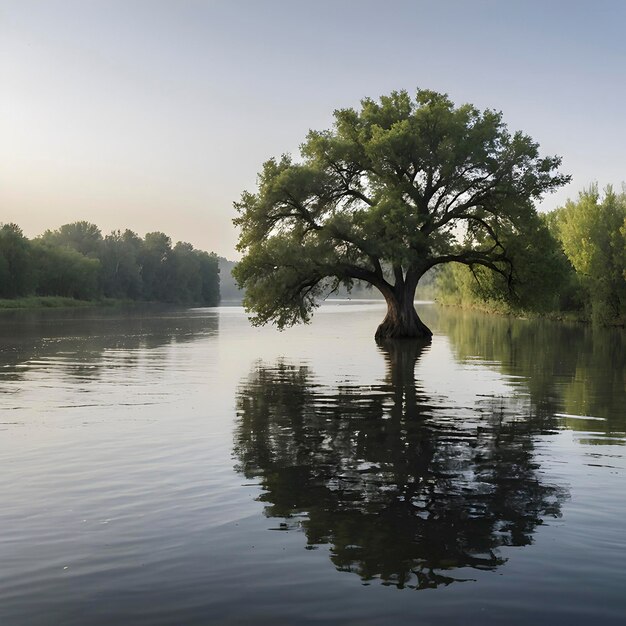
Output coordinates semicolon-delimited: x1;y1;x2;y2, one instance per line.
375;290;432;342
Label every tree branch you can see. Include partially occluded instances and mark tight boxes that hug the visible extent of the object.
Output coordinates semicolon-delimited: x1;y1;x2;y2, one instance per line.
424;251;513;286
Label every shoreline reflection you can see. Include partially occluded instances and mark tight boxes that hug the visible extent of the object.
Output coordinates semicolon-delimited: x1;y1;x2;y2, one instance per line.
0;307;219;383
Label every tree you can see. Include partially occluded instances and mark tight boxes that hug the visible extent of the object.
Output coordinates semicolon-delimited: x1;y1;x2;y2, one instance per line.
0;223;35;297
436;214;576;314
195;250;220;306
169;241;201;303
233;89;569;340
139;232;172;301
550;185;626;322
41;221;103;258
0;219;221;305
31;241;100;299
100;230;143;299
622;218;626;282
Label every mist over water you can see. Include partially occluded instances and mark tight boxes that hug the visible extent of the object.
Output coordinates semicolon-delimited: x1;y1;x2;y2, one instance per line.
0;303;624;625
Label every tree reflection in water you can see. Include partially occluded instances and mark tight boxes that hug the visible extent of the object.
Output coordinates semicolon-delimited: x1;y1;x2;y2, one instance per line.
234;340;567;590
0;307;219;382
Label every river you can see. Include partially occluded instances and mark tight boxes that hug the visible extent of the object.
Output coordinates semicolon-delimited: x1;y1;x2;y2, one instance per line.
0;302;624;625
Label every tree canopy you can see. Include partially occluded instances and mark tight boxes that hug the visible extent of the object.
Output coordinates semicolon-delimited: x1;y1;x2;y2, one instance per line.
0;221;220;306
438;184;626;324
550;185;626;322
234;89;569;340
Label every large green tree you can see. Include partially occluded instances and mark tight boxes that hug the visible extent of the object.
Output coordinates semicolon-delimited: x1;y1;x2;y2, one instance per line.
234;89;569;340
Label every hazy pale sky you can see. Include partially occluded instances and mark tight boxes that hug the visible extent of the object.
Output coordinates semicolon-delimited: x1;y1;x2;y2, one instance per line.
1;0;625;259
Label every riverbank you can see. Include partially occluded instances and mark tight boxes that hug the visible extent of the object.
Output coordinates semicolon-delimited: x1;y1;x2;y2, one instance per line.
0;296;126;310
433;299;626;328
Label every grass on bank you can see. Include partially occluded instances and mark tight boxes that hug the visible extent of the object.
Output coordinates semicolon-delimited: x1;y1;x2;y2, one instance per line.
0;296;126;310
434;298;626;327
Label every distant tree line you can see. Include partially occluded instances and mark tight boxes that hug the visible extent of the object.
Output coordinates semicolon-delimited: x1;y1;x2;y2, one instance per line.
437;184;626;324
0;221;220;305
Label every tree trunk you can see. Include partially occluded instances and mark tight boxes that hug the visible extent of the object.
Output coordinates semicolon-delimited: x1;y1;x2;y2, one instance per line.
375;291;433;341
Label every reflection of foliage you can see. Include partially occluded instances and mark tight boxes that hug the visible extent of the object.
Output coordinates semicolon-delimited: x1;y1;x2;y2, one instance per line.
234;342;566;590
0;309;219;382
431;306;626;436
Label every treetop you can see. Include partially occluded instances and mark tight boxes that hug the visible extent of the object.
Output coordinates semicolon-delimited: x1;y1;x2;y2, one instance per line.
233;88;570;333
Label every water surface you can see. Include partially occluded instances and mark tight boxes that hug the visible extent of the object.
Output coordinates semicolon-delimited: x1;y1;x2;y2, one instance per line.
1;303;624;624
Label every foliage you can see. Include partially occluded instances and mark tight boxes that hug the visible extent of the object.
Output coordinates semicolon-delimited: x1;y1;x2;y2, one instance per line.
195;250;220;306
41;221;104;258
550;185;626;322
0;223;35;297
234;88;569;337
100;229;143;299
0;221;220;306
31;241;101;299
437;214;576;313
139;231;173;302
438;183;626;325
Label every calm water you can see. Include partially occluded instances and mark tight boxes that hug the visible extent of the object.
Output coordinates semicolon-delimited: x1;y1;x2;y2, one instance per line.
0;303;624;625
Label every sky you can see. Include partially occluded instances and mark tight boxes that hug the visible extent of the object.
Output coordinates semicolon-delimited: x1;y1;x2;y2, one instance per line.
1;0;625;260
